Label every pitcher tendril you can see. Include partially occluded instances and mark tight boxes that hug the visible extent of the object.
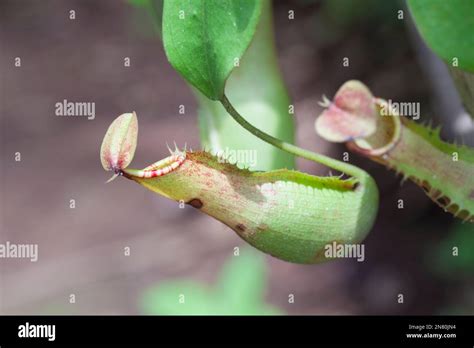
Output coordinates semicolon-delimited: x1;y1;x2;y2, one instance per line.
220;94;369;182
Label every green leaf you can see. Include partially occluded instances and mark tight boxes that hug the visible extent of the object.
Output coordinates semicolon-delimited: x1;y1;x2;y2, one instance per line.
162;0;263;100
408;0;474;73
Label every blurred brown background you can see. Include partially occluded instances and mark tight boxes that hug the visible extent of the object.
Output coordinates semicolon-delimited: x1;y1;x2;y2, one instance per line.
1;0;473;315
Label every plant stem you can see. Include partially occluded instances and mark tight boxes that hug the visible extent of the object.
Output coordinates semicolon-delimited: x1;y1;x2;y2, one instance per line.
220;94;367;180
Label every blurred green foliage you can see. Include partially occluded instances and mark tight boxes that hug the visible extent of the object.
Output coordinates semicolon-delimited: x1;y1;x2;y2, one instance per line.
139;248;282;315
428;222;474;278
321;0;400;27
127;0;163;36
